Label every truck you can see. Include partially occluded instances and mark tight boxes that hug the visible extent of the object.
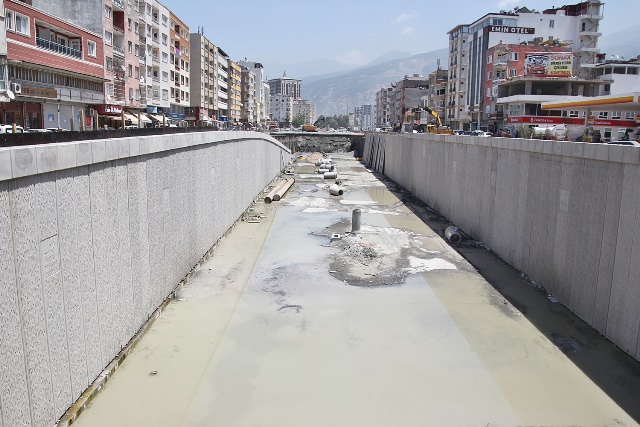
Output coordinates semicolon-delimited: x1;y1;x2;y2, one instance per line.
267;121;279;132
302;124;318;132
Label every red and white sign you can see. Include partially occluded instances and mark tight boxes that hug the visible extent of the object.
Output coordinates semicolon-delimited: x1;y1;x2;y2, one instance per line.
94;104;123;115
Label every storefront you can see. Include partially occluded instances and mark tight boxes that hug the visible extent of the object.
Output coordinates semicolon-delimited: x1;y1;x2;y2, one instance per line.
93;104;124;129
1;100;42;129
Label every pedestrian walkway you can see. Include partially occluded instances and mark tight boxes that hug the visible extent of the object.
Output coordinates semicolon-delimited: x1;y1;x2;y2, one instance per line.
70;153;638;427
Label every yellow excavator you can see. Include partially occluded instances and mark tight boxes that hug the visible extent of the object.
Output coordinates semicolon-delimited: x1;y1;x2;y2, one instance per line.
401;106;453;135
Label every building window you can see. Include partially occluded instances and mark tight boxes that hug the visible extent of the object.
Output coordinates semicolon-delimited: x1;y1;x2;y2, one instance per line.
87;40;97;57
598;111;608;119
0;65;6;91
162;34;168;45
162;89;168;100
129;88;134;99
162;15;168;26
105;5;111;18
604;128;612;141
549;19;555;28
15;13;29;36
487;71;492;80
487;55;492;64
510;69;518;77
135;66;139;78
105;31;112;45
5;10;14;31
625;111;635;119
128;41;133;53
162;52;168;62
128;18;132;31
569;110;579;118
486;88;491;98
135;89;140;100
106;57;113;70
162;71;168;81
128;64;132;77
510;52;518;61
134;22;139;34
612;111;621;119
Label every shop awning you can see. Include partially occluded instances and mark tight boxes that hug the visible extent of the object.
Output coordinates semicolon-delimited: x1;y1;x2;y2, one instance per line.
127;112;152;123
146;113;166;122
123;113;139;123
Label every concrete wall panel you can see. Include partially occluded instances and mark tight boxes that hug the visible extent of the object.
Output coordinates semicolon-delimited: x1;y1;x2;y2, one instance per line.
0;182;31;427
363;132;640;362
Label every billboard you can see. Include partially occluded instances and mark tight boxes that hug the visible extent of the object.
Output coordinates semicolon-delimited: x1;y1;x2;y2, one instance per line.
524;53;573;77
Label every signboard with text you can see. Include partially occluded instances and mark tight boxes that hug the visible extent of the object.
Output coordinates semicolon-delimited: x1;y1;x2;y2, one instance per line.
525;53;574;77
489;26;535;35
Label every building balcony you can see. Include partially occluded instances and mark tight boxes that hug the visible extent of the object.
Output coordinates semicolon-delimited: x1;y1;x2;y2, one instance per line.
152;55;159;63
112;0;125;11
581;14;603;21
578;46;600;53
139;35;146;44
36;37;82;59
113;44;125;57
579;30;602;37
152;76;160;82
113;24;125;34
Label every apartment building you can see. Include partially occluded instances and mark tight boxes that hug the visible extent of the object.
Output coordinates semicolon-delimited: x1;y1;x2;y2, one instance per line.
2;0;105;130
292;98;316;125
448;0;604;130
169;10;189;122
188;31;217;124
0;0;9;103
446;24;470;130
228;60;241;124
425;67;448;119
268;72;301;98
216;46;229;122
240;65;256;123
375;86;393;128
238;60;268;123
354;104;375;131
269;94;292;124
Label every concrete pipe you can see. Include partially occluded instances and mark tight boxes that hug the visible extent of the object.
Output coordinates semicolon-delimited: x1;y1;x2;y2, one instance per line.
445;226;462;244
323;171;338;179
315;159;324;166
273;178;295;201
318;168;330;174
329;184;344;196
264;179;288;204
351;208;361;233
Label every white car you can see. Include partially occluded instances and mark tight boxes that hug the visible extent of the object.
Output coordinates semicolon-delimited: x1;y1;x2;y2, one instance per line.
472;131;492;137
0;124;24;133
608;140;640;147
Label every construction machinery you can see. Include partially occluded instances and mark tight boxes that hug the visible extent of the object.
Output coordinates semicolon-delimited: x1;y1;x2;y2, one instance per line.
399;106;453;135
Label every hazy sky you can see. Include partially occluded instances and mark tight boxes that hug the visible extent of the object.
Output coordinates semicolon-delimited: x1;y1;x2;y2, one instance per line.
161;0;637;76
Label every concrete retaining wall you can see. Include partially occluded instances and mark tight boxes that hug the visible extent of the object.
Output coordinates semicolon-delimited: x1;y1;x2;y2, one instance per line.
0;131;290;427
364;132;640;362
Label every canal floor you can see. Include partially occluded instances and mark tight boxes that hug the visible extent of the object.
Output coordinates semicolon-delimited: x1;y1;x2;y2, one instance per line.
71;153;639;427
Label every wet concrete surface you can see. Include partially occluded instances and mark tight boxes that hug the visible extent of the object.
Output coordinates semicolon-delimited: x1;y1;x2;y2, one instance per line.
71;153;640;427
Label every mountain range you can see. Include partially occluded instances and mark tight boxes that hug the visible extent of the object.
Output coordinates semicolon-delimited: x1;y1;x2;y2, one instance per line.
299;24;640;117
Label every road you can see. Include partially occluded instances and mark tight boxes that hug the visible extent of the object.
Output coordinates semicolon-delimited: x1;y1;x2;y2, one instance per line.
70;153;639;427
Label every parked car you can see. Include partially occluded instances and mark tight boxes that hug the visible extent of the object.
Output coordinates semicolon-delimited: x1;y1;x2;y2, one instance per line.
472;131;492;137
0;124;24;133
453;130;465;135
26;128;52;133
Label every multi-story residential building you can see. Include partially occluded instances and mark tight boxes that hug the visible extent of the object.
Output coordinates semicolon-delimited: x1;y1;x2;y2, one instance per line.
216;46;229;122
269;94;292;124
0;0;9;103
446;24;470;130
292;98;316;125
239;60;268;124
268;72;301;98
169;10;188;123
354;104;375;130
240;65;256;123
448;0;604;130
137;0;171;123
428;67;448;117
391;74;429;125
375;86;393;128
2;0;105;129
594;55;640;95
228;60;241;124
188;31;217;124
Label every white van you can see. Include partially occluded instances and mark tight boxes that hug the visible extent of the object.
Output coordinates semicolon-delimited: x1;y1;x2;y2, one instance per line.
0;125;24;133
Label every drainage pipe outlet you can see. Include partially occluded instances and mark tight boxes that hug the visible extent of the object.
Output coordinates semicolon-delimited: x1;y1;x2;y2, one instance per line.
329;184;344;196
445;226;463;244
273;178;295;201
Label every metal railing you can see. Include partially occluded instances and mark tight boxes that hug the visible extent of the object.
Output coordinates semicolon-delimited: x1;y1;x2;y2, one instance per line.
112;0;125;9
36;37;82;59
113;45;125;55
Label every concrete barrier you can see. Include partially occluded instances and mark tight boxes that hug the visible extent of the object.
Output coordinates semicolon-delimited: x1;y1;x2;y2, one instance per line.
0;131;290;427
364;132;640;362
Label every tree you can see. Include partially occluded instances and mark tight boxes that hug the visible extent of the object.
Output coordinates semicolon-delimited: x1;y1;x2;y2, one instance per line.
292;114;305;127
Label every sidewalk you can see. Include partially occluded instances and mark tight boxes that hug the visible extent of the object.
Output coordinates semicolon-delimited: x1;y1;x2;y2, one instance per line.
70;153;638;427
